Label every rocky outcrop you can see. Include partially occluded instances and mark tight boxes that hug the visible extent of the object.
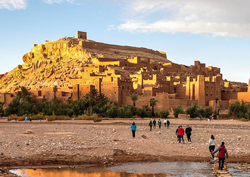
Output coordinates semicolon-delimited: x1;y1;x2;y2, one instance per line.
0;37;169;92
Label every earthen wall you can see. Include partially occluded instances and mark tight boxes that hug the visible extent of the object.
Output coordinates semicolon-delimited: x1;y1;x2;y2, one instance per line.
221;92;237;100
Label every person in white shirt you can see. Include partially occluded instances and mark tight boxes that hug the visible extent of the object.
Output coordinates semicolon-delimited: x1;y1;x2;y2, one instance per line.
209;135;216;158
164;118;167;128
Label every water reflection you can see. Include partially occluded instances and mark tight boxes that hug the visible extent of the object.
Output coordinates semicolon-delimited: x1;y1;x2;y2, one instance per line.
11;162;213;177
11;168;167;177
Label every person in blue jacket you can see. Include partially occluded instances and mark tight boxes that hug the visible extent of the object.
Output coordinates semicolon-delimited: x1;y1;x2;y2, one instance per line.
131;122;137;138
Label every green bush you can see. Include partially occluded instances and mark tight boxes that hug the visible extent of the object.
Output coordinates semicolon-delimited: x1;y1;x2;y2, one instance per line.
118;107;126;118
106;106;117;118
136;105;149;118
160;109;169;118
186;103;200;118
204;107;213;118
118;105;134;118
124;109;133;118
174;106;184;118
198;107;205;118
228;101;250;119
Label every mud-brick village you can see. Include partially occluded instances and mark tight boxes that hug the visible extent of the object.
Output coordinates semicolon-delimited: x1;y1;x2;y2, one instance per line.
2;1;250;176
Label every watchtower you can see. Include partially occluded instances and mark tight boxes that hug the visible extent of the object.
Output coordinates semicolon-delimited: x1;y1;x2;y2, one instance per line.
76;31;87;39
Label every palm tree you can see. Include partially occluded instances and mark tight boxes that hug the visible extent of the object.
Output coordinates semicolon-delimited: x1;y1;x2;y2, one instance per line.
0;102;4;117
149;98;158;116
99;93;108;105
90;89;98;99
18;87;33;103
130;93;138;108
84;89;99;107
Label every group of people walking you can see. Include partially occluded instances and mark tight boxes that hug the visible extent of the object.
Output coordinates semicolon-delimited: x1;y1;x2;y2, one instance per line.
148;119;170;131
130;121;229;171
176;125;192;143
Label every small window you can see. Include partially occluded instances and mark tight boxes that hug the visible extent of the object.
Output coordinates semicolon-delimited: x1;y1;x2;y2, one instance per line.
206;94;208;96
115;92;116;94
210;94;212;96
122;86;124;89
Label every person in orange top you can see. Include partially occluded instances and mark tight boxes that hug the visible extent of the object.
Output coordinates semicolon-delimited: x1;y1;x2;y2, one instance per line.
177;125;185;143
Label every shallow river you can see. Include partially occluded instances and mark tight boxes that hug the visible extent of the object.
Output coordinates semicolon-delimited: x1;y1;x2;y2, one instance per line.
10;162;250;177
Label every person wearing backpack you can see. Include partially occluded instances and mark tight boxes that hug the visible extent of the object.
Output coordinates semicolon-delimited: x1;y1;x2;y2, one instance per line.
158;119;162;129
212;142;228;170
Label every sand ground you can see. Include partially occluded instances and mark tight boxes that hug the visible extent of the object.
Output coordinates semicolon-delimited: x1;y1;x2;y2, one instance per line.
0;118;250;176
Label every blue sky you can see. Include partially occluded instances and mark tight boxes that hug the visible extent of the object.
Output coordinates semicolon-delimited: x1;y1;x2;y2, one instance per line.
1;0;250;83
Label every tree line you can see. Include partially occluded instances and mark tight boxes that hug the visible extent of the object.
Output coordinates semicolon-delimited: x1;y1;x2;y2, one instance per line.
0;87;216;119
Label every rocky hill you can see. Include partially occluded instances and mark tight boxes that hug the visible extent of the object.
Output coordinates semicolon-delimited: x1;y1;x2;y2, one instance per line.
0;36;169;93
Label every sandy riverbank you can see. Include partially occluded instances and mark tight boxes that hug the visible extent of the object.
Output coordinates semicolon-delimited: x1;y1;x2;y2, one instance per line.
0;118;250;176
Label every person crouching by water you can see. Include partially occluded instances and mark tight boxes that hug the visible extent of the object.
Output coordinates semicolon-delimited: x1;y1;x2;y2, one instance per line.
131;122;137;138
177;125;185;143
149;120;153;131
212;142;228;170
209;135;216;158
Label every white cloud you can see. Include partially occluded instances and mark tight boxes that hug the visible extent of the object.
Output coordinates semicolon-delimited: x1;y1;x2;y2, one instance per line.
43;0;75;4
117;0;250;37
0;0;27;10
108;25;116;31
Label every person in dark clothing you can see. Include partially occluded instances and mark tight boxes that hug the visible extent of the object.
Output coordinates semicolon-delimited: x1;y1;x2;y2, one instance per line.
185;125;192;142
29;117;32;122
176;126;180;141
149;120;153;131
212;142;228;170
153;119;156;128
167;120;170;128
158;119;162;129
131;122;137;138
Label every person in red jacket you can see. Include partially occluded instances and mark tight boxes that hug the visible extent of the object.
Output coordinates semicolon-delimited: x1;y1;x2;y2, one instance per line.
212;142;228;170
177;125;185;143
